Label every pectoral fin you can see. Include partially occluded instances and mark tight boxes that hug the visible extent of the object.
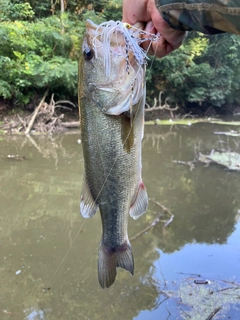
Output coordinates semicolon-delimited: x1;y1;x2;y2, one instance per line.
80;175;98;218
129;182;148;220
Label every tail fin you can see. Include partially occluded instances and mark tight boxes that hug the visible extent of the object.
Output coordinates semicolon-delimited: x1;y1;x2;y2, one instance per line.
98;241;134;289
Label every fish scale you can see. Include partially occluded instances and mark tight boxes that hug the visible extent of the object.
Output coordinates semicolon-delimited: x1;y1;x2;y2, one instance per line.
79;19;148;288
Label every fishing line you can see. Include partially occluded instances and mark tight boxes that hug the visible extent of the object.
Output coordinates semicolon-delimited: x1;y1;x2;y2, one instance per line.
148;36;160;71
43;219;86;290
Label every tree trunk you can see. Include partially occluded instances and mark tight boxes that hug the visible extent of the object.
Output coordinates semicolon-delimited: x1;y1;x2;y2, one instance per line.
60;0;64;34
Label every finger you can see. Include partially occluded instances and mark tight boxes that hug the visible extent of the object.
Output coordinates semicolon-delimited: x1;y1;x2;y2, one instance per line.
142;23;187;58
141;21;158;55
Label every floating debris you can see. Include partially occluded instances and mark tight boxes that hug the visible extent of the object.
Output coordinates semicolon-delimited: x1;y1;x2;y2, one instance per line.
194;279;211;285
174;150;240;171
203;150;240;170
7;154;26;161
214;131;240;137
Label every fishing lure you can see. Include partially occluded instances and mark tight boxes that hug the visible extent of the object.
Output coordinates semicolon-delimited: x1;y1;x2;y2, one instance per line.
92;20;161;76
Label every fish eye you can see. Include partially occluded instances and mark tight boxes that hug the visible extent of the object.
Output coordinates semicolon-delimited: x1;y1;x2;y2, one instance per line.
83;47;94;61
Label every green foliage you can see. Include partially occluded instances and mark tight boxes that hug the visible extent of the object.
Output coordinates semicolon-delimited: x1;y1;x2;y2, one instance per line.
0;14;86;105
90;0;109;12
27;0;51;18
0;1;35;21
102;0;122;21
0;1;240;110
146;32;240;109
0;56;13;98
81;10;105;25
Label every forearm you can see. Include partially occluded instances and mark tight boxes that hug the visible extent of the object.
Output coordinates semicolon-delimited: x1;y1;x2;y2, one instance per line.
156;0;240;34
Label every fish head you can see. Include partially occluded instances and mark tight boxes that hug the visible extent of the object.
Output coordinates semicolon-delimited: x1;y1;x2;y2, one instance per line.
81;19;146;115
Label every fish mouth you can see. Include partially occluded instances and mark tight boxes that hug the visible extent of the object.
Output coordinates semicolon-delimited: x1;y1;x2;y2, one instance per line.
86;19;99;31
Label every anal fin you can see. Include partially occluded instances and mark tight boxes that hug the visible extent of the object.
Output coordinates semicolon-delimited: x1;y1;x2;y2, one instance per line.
129;181;148;220
80;175;98;218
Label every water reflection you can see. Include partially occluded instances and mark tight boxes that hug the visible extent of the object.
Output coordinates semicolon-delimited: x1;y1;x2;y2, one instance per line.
24;308;51;320
0;124;240;319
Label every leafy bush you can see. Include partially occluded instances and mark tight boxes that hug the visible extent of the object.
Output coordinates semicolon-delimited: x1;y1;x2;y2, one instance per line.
146;32;240;109
0;1;35;21
102;0;122;21
0;14;86;105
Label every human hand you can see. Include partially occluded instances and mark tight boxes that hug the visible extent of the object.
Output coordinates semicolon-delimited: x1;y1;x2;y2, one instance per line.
122;0;187;58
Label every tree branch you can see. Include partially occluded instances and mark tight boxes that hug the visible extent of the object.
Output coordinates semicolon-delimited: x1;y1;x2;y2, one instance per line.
145;91;179;113
25;88;49;135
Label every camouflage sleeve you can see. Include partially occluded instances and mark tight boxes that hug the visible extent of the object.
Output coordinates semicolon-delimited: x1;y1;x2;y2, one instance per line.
156;0;240;34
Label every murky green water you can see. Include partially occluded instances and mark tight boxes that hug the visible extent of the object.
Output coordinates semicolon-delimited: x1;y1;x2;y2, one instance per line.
1;123;240;320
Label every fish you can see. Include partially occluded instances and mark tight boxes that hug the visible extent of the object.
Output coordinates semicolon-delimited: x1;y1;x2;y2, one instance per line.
78;19;149;289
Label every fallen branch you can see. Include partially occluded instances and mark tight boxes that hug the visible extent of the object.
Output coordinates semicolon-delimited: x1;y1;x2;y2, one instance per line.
205;307;222;320
25;89;49;135
222;279;240;286
130;200;174;241
0;91;79;135
55;100;76;108
173;160;195;171
145;91;179;114
61;121;80;128
26;134;44;155
164;215;174;228
180;112;194;119
17;114;27;131
150;198;175;227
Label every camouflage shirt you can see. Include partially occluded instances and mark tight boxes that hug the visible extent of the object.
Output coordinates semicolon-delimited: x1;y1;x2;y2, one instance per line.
156;0;240;34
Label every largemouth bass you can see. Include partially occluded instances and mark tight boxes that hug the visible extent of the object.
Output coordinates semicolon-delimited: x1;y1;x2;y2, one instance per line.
78;20;148;288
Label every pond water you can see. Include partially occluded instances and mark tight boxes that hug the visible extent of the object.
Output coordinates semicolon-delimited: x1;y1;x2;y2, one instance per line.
1;122;240;320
